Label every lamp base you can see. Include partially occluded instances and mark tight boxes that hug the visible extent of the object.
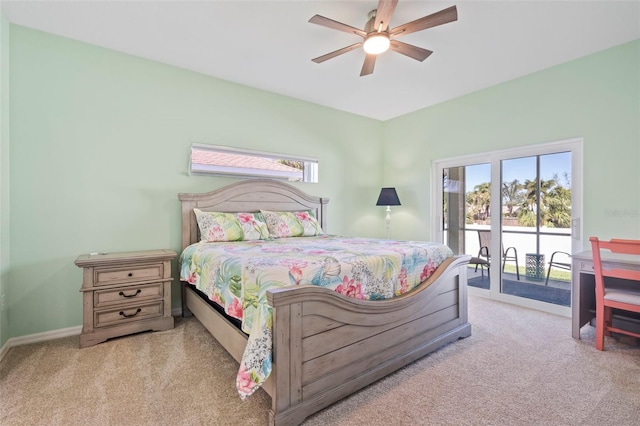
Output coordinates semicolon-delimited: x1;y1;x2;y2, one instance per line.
385;206;391;239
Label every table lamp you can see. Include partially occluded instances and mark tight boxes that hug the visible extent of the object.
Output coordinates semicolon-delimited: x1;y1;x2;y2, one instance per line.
376;187;401;238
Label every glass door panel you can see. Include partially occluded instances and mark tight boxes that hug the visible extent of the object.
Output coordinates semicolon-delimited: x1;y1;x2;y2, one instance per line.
443;163;491;290
500;152;572;306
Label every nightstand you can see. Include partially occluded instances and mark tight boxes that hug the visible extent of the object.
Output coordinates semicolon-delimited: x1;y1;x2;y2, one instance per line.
75;249;177;348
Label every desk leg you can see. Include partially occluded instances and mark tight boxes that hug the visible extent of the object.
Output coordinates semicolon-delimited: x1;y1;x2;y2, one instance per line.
572;267;596;339
571;266;581;338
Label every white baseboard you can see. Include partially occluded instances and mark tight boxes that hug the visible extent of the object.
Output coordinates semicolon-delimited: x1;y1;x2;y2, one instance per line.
0;309;184;363
0;325;82;363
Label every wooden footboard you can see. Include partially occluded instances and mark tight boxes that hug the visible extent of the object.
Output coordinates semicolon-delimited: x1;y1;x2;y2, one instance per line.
185;254;471;425
265;255;471;425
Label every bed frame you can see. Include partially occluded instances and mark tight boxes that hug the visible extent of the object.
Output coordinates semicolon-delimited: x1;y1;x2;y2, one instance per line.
179;179;471;425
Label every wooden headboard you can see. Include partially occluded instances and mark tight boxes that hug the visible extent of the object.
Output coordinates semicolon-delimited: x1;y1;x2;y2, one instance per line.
178;179;329;250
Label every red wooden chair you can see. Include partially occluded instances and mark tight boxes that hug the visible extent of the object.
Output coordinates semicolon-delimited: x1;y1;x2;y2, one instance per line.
589;237;640;350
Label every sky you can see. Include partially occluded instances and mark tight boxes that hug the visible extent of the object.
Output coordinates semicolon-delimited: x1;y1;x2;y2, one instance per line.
464;151;571;192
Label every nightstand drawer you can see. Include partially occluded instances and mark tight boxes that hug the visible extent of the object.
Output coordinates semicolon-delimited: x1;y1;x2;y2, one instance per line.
94;301;164;328
94;263;164;286
94;283;164;308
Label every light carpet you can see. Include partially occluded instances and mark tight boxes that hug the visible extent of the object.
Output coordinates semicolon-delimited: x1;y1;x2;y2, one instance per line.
1;295;638;426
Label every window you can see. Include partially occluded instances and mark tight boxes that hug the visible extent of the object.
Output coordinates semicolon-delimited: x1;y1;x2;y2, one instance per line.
189;144;318;183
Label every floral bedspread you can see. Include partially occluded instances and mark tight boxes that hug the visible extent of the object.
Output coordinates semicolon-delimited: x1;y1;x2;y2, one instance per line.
179;235;453;399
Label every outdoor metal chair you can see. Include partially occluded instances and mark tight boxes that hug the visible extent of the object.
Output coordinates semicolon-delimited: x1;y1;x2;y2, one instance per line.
474;230;520;280
589;237;640;351
544;251;571;286
470;256;491;278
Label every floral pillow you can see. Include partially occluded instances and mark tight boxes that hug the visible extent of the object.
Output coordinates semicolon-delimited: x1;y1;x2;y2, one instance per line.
260;209;324;238
193;209;270;242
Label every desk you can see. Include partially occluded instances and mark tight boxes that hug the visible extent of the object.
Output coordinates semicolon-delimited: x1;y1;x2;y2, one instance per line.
571;250;640;339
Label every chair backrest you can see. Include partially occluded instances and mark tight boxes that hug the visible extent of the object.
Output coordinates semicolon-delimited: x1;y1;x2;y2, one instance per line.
589;237;640;296
478;230;491;257
478;230;511;256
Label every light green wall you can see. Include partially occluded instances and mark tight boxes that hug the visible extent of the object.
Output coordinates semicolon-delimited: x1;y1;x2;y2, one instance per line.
0;13;9;348
383;40;640;244
5;23;639;341
7;25;383;338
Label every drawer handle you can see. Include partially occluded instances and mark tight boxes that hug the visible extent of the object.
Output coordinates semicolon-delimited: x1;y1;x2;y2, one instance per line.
119;289;142;298
128;272;133;277
119;308;142;318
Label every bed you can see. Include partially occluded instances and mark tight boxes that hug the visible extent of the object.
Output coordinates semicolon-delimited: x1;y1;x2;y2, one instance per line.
179;179;471;425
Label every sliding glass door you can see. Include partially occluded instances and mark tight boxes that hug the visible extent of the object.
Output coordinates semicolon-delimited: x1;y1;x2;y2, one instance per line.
435;139;582;316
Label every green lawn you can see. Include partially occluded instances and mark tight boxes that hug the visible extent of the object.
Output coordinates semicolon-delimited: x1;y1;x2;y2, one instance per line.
468;264;571;282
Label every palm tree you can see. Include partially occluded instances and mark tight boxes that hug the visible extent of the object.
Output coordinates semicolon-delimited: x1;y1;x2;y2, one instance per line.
546;179;572;228
519;178;556;227
466;182;491;222
502;179;523;217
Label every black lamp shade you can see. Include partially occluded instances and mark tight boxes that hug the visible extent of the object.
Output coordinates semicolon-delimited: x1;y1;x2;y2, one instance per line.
376;187;401;206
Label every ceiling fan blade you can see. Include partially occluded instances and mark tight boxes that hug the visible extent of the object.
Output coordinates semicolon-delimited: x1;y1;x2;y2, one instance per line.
311;43;363;63
360;54;377;76
309;15;367;37
389;40;433;62
390;5;458;37
374;0;399;31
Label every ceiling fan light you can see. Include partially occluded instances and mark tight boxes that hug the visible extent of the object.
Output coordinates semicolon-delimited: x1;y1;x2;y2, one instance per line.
363;33;390;54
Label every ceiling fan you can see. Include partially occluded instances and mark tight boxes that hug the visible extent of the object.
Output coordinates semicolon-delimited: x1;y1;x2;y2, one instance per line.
309;0;458;76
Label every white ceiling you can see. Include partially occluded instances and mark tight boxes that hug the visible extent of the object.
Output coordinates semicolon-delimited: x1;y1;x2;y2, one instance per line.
3;1;639;121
